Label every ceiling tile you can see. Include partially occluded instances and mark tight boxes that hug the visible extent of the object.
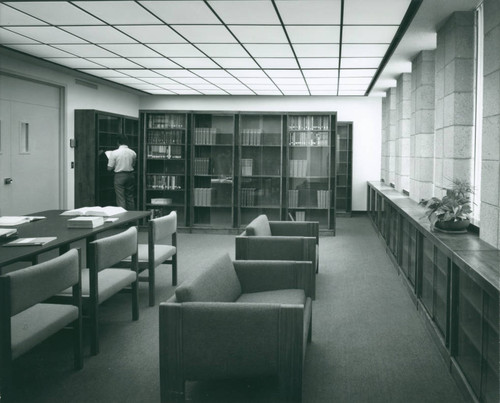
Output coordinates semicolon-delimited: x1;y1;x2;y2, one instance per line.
74;1;162;24
343;0;411;24
293;44;339;58
8;2;103;25
7;26;86;44
287;26;340;44
245;44;293;58
205;77;241;85
173;89;202;94
254;89;282;95
0;28;38;44
127;83;162;90
342;44;389;58
158;84;191;90
219;84;250;91
116;25;186;44
247;84;278;90
214;58;259;69
173;25;236;43
79;69;129;78
6;44;74;58
85;58;141;69
128;58;181;69
140;77;177;85
340;69;377;77
276;0;341;25
342;25;398;44
139;1;219;24
208;1;280;24
196;44;248;58
338;77;372;84
256;58;298;68
53;44;115;58
277;84;308;91
228;69;267;78
100;44;160;58
299;58;339;68
200;89;230;95
310;90;337;95
0;4;47;26
308;84;337;90
338;84;368;91
306;77;338;85
153;69;198;78
143;89;176;94
341;58;382;68
170;57;220;69
239;77;274;85
107;76;148;84
115;69;162;78
272;78;306;85
61;26;137;44
302;69;338;78
265;69;303;78
191;69;233;78
148;44;204;58
282;90;310;95
46;57;104;69
338;90;366;96
228;25;287;44
175;77;210;85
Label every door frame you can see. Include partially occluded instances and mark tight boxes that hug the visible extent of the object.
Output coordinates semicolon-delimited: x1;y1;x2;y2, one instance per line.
0;70;66;210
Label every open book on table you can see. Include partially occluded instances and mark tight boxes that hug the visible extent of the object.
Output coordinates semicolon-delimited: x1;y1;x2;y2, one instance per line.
0;216;46;226
61;206;127;217
3;237;57;246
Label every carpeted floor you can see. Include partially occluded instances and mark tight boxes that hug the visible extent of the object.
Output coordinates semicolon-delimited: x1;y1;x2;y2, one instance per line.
5;216;466;403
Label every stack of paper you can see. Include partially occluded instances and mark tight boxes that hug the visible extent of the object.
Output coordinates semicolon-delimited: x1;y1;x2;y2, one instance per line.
67;216;105;228
0;228;18;238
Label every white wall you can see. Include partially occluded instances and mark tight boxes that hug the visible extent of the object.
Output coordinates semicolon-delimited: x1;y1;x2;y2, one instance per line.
0;48;141;208
140;95;382;211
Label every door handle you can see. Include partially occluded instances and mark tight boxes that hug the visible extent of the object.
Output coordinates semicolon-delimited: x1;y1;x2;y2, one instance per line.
4;178;13;185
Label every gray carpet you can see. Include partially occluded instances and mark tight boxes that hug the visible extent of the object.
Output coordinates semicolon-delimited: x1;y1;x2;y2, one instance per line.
6;216;466;403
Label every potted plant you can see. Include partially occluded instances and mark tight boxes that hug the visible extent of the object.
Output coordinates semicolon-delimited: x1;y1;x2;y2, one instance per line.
418;178;473;232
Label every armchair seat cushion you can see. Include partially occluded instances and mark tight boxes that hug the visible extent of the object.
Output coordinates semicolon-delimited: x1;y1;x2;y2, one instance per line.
236;289;306;306
11;303;78;359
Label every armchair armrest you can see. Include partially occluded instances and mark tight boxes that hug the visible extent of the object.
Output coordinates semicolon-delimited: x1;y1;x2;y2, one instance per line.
269;221;319;243
235;236;316;262
233;260;314;299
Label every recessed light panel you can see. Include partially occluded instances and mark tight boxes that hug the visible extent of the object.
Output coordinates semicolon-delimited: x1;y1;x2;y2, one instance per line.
342;26;398;44
276;0;341;25
209;1;280;24
294;44;339;58
7;26;86;44
46;57;103;69
287;26;340;44
0;4;48;26
61;26;137;44
128;58;180;69
228;25;287;44
170;57;220;69
74;1;162;24
148;44;204;58
140;1;219;24
214;58;259;69
299;58;339;69
343;0;411;24
9;2;103;25
245;44;293;58
100;44;160;58
173;25;236;43
342;44;389;58
116;25;186;44
256;58;298;69
196;44;248;58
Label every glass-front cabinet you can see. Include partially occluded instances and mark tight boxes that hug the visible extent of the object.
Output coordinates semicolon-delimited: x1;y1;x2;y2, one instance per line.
142;112;188;226
238;113;283;226
191;113;235;228
336;122;352;215
285;113;336;230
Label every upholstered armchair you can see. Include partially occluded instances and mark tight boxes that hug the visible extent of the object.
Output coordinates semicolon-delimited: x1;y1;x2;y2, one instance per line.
235;214;319;298
159;254;313;402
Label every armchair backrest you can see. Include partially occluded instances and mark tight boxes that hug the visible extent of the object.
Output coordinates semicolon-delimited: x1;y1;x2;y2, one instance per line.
245;214;272;236
90;226;138;271
175;254;241;302
2;249;80;316
151;211;177;244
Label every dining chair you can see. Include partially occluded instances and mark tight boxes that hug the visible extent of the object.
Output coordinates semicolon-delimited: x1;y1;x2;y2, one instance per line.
0;249;83;397
61;226;139;355
120;211;177;307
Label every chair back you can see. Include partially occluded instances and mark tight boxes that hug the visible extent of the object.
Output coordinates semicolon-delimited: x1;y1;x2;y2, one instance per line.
90;227;138;271
151;211;177;243
1;249;80;316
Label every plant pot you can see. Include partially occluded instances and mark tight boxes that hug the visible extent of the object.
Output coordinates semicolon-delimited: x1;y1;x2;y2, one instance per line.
435;219;470;233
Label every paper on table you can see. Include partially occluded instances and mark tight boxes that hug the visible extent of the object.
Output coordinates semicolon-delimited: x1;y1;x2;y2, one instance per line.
3;237;57;246
0;216;46;226
0;228;17;238
61;206;126;217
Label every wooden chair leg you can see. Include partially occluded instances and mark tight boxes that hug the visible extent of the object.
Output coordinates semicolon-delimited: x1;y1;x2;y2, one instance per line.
149;263;155;307
90;302;99;356
74;317;83;369
172;254;177;286
132;280;139;321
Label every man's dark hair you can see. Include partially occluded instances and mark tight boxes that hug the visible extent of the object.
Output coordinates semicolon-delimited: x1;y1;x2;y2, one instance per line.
117;134;129;145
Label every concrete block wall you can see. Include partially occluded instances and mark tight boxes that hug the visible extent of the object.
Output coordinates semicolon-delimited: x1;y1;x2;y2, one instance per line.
396;73;412;193
480;0;500;248
410;51;435;202
434;12;475;196
381;96;389;181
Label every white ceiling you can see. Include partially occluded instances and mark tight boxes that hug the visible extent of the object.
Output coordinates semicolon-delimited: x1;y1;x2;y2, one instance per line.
0;0;479;97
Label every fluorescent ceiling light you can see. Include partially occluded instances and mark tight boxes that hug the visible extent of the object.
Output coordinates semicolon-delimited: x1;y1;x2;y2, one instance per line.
209;1;280;24
228;25;287;44
74;1;162;24
139;1;219;24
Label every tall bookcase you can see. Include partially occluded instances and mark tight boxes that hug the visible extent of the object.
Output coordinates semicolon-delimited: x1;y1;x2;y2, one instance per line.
191;113;236;229
336;121;353;215
74;110;139;208
141;112;189;226
237;113;284;226
285;113;336;230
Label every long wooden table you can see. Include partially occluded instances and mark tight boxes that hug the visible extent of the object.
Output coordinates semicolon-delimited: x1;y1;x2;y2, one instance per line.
0;210;150;273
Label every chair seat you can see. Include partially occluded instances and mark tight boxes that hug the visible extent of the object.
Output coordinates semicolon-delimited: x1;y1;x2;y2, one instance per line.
11;303;78;359
61;268;137;303
236;289;306;305
123;244;176;267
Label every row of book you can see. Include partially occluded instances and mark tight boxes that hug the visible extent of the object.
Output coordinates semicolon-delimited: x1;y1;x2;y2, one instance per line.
147;131;183;144
147;145;182;159
194;157;210;175
147;175;182;190
148;115;185;129
240;129;262;145
194;128;217;145
294;211;306;221
317;190;331;208
289;131;329;146
288;189;299;208
288;115;329;131
241;159;253;176
193;188;215;206
289;160;308;177
240;188;257;206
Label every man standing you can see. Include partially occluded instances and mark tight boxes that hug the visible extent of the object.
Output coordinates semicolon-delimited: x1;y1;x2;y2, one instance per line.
107;134;137;210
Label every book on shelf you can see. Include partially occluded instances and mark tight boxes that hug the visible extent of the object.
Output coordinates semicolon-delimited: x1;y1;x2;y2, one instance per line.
3;237;57;247
0;216;46;226
67;216;105;228
288;189;299;207
295;211;306;221
241;159;253;176
317;190;330;208
0;228;18;238
61;206;127;217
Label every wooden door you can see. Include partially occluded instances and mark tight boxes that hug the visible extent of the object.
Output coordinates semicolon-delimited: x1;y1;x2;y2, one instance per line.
0;74;61;215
